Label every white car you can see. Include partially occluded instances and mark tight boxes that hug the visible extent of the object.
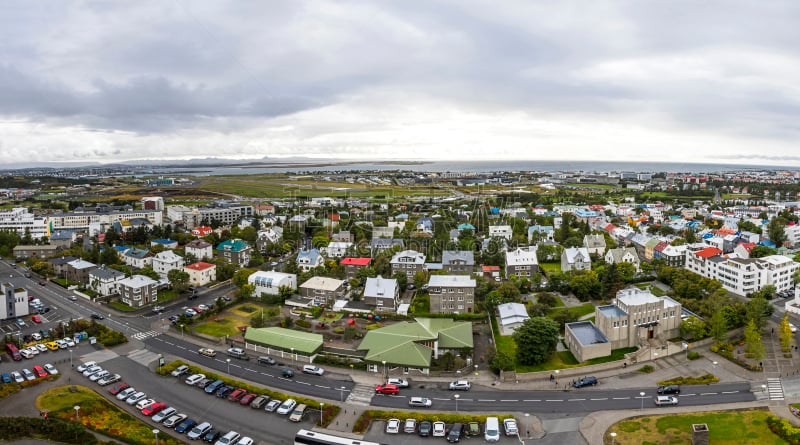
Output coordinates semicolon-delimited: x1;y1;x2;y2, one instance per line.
56;339;67;349
76;361;97;373
82;365;102;377
21;368;36;381
98;373;121;386
185;373;206;385
116;387;136;401
125;391;147;405
63;338;76;347
11;371;24;383
171;365;190;377
136;398;156;410
35;343;47;352
236;437;254;445
197;304;210;311
387;378;410;388
503;418;518;436
433;421;446;437
43;364;59;375
89;370;110;382
302;365;324;376
385;418;401;434
449;380;471;391
276;399;297;415
163;413;188;428
26;346;40;355
152;407;176;423
790;323;797;333
32;333;43;341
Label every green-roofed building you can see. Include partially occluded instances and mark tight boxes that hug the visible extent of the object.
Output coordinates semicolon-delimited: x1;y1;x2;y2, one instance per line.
357;317;473;375
244;327;323;365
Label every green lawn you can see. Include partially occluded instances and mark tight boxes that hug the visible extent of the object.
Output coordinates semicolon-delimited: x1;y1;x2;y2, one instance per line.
539;263;561;274
193;317;241;337
548;302;595;319
608;409;787;445
107;301;138;312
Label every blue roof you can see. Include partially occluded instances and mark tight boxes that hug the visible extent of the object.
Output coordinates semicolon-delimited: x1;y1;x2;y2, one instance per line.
457;223;475;231
760;240;776;247
567;321;609;346
216;239;250;252
297;248;321;263
152;239;176;245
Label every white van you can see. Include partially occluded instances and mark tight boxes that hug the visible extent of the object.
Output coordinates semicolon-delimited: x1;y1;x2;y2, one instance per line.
485;417;500;442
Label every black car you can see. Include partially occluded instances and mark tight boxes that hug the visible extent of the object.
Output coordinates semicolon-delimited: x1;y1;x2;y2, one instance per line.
203;429;221;443
418;421;432;437
657;384;680;394
90;313;104;320
571;376;598;388
281;368;294;378
216;385;235;398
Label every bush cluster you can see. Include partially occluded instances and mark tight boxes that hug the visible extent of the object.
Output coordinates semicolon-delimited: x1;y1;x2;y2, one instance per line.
687;351;701;360
658;373;719;386
0;417;100;444
637;365;655;373
711;342;762;371
767;415;800;444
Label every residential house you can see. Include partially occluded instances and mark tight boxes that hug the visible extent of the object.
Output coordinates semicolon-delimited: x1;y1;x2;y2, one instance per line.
390;250;426;279
488;225;513;240
322;241;353;258
65;259;97;286
150;239;178;250
215;239;252;267
48;230;76;249
427;275;476;314
184;262;217;287
414;217;434;236
88;267;126;297
561;247;591;272
249;271;297;296
49;256;78;278
118;275;159;308
363;276;399;312
497;302;530;334
340;257;372;280
13;244;59;259
191;226;213;237
370;238;404;257
505;247;539;278
255;227;283;253
152;251;185;279
296;248;325;272
604;247;640;272
441;250;475;275
184;239;213;261
481;265;501;280
299;276;346;307
528;225;555;243
331;231;354;243
583;234;607;256
357;318;473;375
123;248;153;270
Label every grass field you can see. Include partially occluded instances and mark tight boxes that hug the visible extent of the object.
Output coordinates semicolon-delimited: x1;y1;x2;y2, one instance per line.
539;263;561;274
607;409;786;445
548;302;596;319
193;302;278;338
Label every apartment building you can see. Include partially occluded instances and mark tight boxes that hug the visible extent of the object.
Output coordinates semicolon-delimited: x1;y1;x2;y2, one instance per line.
390;250;426;279
427;275;476;314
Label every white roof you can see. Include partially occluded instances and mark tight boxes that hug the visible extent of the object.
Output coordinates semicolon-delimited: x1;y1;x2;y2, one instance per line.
497;302;530;326
428;275;476;287
505;247;538;266
564;247;590;264
617;288;679;308
300;276;345;291
390;250;426;264
118;274;157;288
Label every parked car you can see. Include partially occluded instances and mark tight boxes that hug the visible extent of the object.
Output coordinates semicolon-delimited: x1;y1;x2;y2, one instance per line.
403;418;417;433
203;429;221;444
264;399;281;412
32;365;48;378
239;393;258;406
98;373;122;386
288;404;307;422
236;437;254;445
418;420;432;437
408;397;432;407
449;380;471;391
503;418;518;436
142;402;167;416
199;348;217;358
216;386;235;398
257;356;275;365
89;370;110;382
34;342;46;351
11;371;24;383
657;385;681;395
204;380;225;394
654;395;679;406
108;383;131;395
1;373;12;384
467;421;481;436
125;392;147;406
276;399;297;415
116;387;136;401
43;363;58;375
31;315;42;323
185;309;197;317
214;431;240;445
152;407;177;423
186;374;206;386
175;418;198;434
571;376;598;388
188;422;213;440
385;418;401;434
163;413;188;428
433;421;446;437
171;365;190;377
387;378;410;388
227;388;247;402
447;422;464;443
302;365;324;376
249;395;269;409
21;368;36;381
136;398;156;410
82;365;102;377
77;361;97;373
375;384;400;395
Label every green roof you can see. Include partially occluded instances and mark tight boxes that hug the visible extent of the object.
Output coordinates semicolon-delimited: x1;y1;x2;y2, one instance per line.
357;318;473;368
244;327;323;355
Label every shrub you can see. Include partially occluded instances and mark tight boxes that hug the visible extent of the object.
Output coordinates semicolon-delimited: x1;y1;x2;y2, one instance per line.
637;365;655;373
295;319;312;328
767;415;800;444
658;373;719;385
687;351;701;360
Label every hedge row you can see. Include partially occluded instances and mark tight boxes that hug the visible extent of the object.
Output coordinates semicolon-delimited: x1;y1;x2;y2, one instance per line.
0;374;60;401
657;373;719;386
0;416;103;444
767;415;800;444
157;360;340;426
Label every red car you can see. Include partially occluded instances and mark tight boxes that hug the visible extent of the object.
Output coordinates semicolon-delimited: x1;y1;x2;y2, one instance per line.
227;388;247;402
33;365;48;378
239;393;258;406
192;306;203;313
108;382;131;395
141;402;167;416
375;384;400;395
31;315;42;324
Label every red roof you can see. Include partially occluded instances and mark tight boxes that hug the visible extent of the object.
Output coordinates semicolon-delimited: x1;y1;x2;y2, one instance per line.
482;265;500;272
694;247;722;259
340;257;372;266
604;223;616;232
186;261;215;271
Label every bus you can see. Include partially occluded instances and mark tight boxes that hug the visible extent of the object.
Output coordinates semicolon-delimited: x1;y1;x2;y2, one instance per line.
5;343;21;361
294;430;385;445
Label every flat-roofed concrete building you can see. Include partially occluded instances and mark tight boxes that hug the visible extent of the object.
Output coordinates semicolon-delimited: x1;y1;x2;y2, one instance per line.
565;321;612;363
427;275;476;314
595;288;682;350
299;276;346;307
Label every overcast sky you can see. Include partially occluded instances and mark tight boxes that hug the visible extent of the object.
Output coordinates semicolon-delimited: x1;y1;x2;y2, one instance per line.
2;1;800;166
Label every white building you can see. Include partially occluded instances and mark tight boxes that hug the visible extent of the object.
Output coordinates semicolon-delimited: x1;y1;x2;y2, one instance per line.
152;251;185;279
118;275;158;308
686;249;799;295
141;197;165;211
184;262;217;287
0;207;48;239
504;247;539;278
604;247;640;272
185;239;213;261
363;276;400;312
322;241;353;258
561;247;592;272
249;271;297;296
88;267;126;297
497;302;530;334
1;282;28;320
488;225;513;240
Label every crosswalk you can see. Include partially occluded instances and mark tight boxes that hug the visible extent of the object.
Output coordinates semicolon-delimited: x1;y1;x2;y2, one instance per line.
131;330;161;341
767;378;785;400
344;383;375;406
127;348;162;367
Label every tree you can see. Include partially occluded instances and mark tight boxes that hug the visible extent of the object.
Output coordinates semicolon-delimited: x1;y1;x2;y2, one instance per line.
536;293;559;308
232;268;256;288
744;319;765;363
745;296;773;329
767;217;787;247
708;307;729;344
278;285;295;301
392;271;409;292
237;283;255;300
780;314;794;353
569;271;601;301
167;269;190;293
513;317;560;365
137;266;159;281
680;316;707;340
489;350;514;374
749;245;778;259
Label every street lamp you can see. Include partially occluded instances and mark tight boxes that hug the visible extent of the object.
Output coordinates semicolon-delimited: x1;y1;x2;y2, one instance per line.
712;361;718;369
454;393;460;413
290;347;294;367
762;384;767;393
639;391;645;410
319;402;324;426
153;429;159;445
339;386;347;403
179;324;184;338
74;405;80;421
610;432;617;445
69;348;73;368
382;360;387;380
226;358;231;374
525;413;530;438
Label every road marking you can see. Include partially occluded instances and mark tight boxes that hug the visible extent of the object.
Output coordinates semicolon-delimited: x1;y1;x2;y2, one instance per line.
590;398;608;401
500;399;518;402
176;345;185;350
700;392;718;395
314;384;329;389
244;368;257;372
231;364;241;368
432;398;450;401
613;397;630;400
568;398;586;401
523;399;541;402
478;399;496;402
165;342;174;346
721;391;739;394
297;381;310;385
260;373;273;377
545;399;562;402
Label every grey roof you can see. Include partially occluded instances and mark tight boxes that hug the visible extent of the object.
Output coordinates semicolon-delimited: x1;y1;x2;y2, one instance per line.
296;248;322;264
68;259;96;270
89;267;125;280
364;276;398;299
442;250;475;266
428;275;476;288
49;256;77;266
497;302;530;326
49;230;75;240
606;247;639;263
598;305;627;318
567;321;610;346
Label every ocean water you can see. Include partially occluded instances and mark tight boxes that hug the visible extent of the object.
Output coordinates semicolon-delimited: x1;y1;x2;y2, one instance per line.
153;159;792;176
